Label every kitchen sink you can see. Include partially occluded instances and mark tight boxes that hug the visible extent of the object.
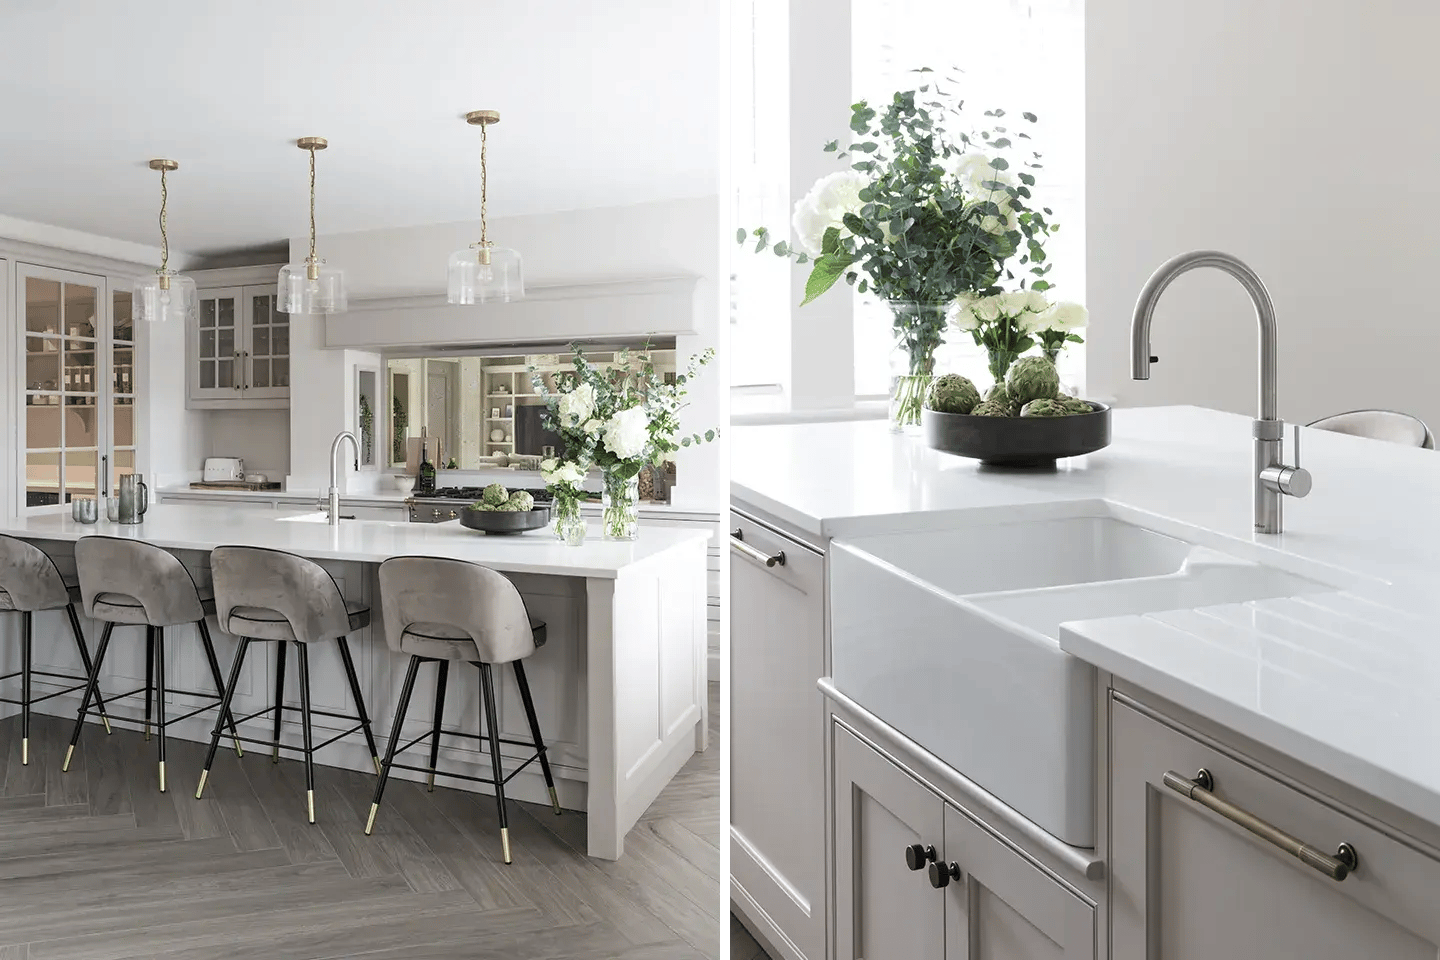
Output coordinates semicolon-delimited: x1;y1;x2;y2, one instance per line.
276;512;412;527
829;506;1331;847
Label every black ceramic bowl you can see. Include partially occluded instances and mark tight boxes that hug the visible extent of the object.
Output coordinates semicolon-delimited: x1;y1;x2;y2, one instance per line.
922;402;1112;467
458;505;552;535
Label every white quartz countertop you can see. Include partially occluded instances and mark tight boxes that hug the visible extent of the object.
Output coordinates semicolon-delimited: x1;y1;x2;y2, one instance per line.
733;406;1440;828
0;504;707;579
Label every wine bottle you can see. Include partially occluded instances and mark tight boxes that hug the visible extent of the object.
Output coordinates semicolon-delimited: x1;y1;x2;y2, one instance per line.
418;427;436;494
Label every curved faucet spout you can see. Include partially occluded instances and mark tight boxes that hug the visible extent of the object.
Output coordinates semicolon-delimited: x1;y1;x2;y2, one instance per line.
1130;250;1278;422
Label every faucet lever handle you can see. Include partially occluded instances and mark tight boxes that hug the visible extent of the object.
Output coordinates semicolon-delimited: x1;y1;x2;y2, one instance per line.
1292;424;1301;469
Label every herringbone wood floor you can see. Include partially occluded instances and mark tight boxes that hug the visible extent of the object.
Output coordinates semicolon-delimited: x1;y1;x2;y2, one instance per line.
0;686;719;959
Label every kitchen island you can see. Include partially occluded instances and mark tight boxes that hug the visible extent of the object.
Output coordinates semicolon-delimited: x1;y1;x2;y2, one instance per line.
0;504;710;860
731;406;1440;960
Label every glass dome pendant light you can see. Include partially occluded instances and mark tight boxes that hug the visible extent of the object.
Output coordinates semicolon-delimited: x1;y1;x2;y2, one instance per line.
133;159;198;323
277;136;347;315
447;110;524;304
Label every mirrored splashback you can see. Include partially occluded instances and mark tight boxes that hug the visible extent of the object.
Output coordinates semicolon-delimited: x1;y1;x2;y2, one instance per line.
384;339;677;473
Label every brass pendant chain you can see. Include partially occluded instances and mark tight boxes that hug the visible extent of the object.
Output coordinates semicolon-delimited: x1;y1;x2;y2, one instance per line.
480;121;490;248
308;145;318;265
158;167;170;274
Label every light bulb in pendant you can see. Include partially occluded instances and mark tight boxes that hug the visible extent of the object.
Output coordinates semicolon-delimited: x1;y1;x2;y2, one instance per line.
158;289;171;309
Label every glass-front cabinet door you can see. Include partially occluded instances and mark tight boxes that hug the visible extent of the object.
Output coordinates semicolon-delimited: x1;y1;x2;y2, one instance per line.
110;290;137;497
19;264;114;509
188;284;289;407
191;286;241;402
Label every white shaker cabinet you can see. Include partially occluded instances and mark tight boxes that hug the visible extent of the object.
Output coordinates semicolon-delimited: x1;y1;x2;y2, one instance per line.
833;723;1095;960
1109;696;1440;959
189;274;289;409
729;507;827;960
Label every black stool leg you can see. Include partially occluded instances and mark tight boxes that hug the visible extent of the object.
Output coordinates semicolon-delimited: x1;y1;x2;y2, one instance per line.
20;612;31;766
513;660;561;815
478;662;511;864
143;625;155;741
196;619;243;758
296;642;316;823
155;626;168;792
197;638;251;799
65;605;110;734
427;660;449;791
335;636;381;775
366;655;421;836
272;640;287;763
63;621;113;773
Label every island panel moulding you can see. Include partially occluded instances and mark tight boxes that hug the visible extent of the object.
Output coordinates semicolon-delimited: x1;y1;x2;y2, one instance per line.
278;136;347;315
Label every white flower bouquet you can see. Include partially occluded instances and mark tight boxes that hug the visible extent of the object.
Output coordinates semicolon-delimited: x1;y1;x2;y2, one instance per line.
531;345;718;541
951;291;1088;383
739;68;1059;429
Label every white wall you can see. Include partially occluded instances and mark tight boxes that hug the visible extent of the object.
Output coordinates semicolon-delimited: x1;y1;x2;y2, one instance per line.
1087;1;1440;429
203;409;289;478
290;197;724;512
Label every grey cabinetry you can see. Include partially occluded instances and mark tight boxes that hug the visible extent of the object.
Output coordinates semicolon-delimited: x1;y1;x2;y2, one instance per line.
189;278;289;409
834;723;1095;960
729;508;827;960
1110;697;1440;959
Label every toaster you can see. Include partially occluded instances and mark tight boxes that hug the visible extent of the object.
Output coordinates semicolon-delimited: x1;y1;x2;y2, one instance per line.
203;457;246;481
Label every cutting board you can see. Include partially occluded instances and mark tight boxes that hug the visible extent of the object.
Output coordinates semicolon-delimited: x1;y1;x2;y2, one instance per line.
189;480;283;491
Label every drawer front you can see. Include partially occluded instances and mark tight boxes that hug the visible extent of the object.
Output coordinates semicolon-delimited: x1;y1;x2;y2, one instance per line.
1111;697;1440;959
729;510;823;597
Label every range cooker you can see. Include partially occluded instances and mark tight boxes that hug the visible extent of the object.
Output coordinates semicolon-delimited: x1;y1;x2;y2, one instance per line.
405;485;554;523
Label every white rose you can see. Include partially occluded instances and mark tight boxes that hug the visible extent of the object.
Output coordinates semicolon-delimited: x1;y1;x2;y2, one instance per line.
1017;309;1050;335
582;418;603;437
791;170;869;256
1025;289;1050;314
557;382;596;427
1037;301;1088;332
998;290;1034;318
972;296;1002;322
602;405;650;461
950;304;979;332
558;461;586;484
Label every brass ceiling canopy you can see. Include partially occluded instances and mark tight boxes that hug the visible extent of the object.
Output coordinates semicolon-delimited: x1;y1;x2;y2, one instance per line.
148;158;179;172
465;109;501;126
296;136;328;151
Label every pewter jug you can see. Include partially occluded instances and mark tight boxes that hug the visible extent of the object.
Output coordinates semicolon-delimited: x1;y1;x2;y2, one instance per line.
116;474;148;524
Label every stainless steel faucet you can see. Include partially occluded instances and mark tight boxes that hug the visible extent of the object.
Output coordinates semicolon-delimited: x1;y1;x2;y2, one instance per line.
1131;250;1311;534
327;431;360;525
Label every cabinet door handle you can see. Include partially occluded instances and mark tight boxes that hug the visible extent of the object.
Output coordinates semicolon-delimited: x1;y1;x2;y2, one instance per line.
730;528;785;568
242;350;249;389
927;861;962;889
904;843;937;871
1163;769;1358;881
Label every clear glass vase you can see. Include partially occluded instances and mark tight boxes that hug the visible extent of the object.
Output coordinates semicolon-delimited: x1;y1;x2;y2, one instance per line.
601;473;640;541
887;302;948;433
552;496;586;546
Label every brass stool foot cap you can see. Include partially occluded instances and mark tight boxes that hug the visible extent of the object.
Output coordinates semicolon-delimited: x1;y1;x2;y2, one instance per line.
372;756;383;776
158;761;167;793
21;738;28;766
501;827;512;864
61;744;74;772
195;768;209;799
306;789;315;824
233;739;244;758
365;802;378;835
549;786;561;815
427;770;436;792
101;716;112;735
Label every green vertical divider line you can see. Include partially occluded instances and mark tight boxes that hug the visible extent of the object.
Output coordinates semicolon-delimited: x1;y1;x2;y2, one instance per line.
720;0;731;955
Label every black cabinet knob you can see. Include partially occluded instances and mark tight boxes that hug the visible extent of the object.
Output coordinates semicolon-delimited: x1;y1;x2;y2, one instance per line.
904;844;937;872
928;861;962;889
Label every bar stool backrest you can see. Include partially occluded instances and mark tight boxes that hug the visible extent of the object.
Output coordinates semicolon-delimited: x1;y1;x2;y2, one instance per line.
75;536;205;627
379;556;536;664
0;535;70;612
211;545;353;644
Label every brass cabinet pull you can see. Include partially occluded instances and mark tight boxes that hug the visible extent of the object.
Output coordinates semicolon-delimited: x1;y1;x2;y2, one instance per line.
1163;769;1358;881
730;528;785;568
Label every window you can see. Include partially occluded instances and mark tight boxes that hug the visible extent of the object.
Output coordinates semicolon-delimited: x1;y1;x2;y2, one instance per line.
20;266;137;509
732;0;1086;408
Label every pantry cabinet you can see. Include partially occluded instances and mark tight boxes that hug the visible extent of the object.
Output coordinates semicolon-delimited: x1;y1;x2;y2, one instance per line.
833;722;1095;960
188;275;289;409
730;505;828;960
1109;695;1440;960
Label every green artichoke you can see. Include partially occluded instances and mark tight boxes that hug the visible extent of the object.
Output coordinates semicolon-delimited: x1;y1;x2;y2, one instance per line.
969;399;1013;417
1007;357;1060;404
985;382;1011;405
469;501;495;511
1020;398;1069;417
506;490;536;513
1059;397;1094;415
481;482;509;507
926;374;981;414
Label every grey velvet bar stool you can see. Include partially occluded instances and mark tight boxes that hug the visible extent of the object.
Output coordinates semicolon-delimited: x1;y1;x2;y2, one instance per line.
65;536;243;790
369;556;561;865
0;535;112;765
199;545;380;824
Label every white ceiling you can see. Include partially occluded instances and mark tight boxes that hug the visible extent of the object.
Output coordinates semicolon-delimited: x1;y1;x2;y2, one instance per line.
0;1;721;258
